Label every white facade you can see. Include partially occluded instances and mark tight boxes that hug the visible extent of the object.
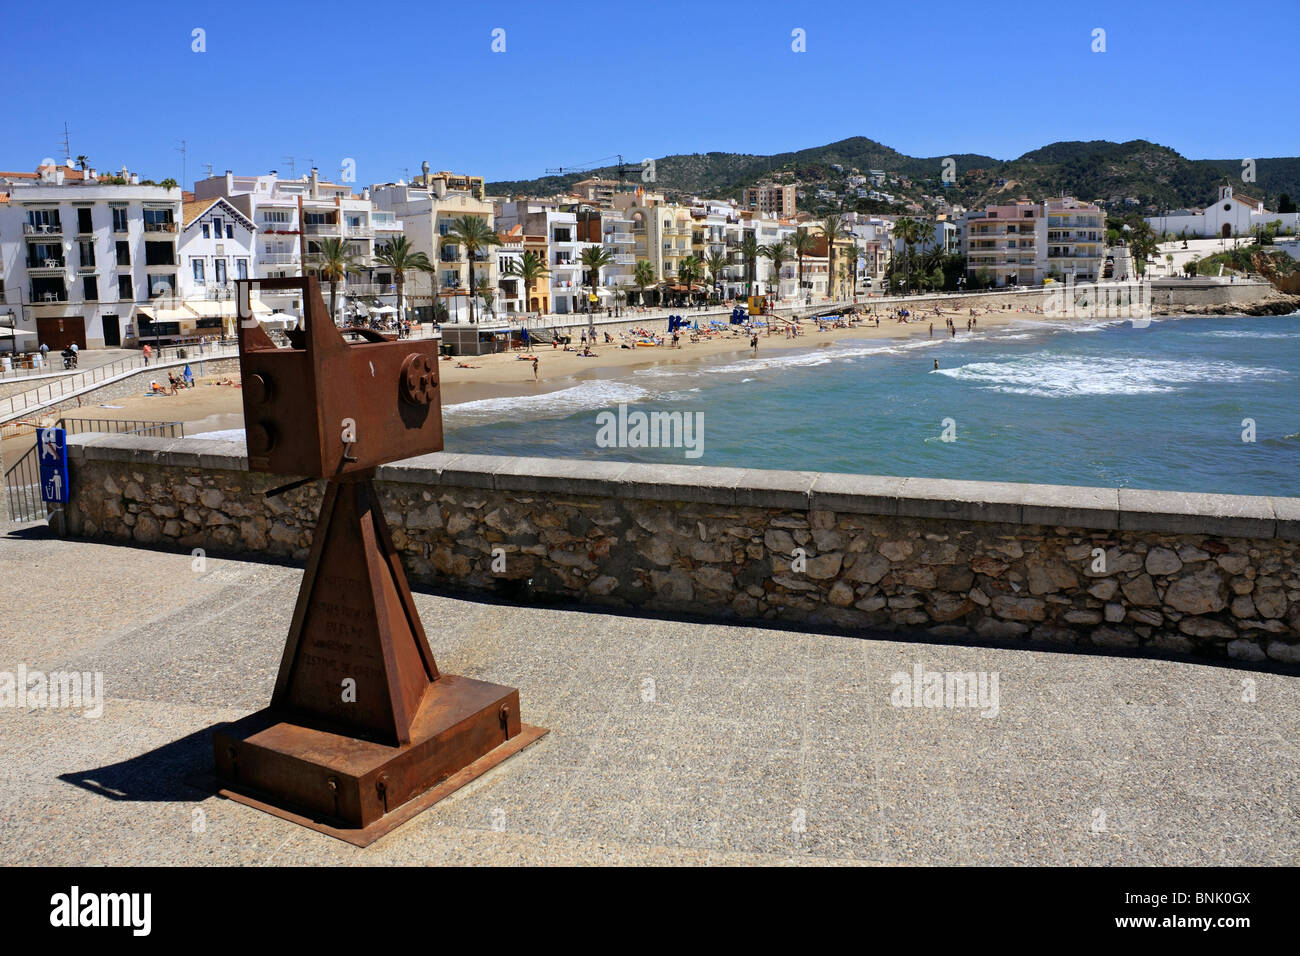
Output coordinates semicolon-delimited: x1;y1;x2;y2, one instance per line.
1146;185;1300;239
177;197;256;335
0;167;182;349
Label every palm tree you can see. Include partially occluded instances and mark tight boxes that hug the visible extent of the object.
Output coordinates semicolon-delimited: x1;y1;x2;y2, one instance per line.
310;236;366;321
677;254;703;304
634;259;656;307
372;235;433;327
441;215;500;322
578;245;615;313
759;237;790;300
893;218;925;294
705;248;728;302
739;233;761;298
75;154;89;171
841;240;863;297
503;250;550;316
819;214;847;299
790;228;816;299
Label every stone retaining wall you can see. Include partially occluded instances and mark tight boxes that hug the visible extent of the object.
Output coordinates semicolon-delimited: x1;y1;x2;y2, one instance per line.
61;436;1300;665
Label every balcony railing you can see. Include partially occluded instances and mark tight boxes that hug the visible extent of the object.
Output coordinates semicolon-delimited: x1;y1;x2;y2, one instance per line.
604;232;635;244
613;254;635;265
303;222;339;235
26;258;66;270
29;287;69;302
143;221;177;233
259;253;300;265
23;222;63;235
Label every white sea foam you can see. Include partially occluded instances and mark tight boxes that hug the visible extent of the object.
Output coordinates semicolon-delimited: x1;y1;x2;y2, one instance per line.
1194;329;1297;340
443;379;651;423
935;356;1287;397
189;429;246;441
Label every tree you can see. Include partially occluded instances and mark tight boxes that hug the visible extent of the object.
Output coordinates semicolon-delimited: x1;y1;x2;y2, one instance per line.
790;228;817;298
372;235;433;326
441;215;500;322
818;214;847;298
893;218;925;294
158;178;178;190
677;254;704;303
1125;220;1159;277
503;250;550;315
75;155;89;171
1279;194;1296;215
578;245;615;312
705;248;729;301
758;237;790;299
739;233;761;298
310;236;366;321
634;259;656;307
1183;259;1199;277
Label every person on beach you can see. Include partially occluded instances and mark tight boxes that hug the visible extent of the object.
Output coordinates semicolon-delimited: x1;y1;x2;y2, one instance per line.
929;323;933;338
750;333;759;356
142;343;152;366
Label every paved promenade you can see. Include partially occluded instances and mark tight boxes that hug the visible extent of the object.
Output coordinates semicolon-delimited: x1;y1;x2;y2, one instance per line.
1;530;1295;865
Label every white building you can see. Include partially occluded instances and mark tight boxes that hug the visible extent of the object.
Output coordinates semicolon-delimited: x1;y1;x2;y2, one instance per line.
0;162;182;350
498;199;587;314
1146;185;1300;239
176;197;256;338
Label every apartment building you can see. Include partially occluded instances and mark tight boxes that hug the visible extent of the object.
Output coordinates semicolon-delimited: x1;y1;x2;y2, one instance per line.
744;182;797;217
194;168;380;318
1044;197;1104;281
372;174;494;322
575;205;637;296
498;198;591;314
963;200;1043;286
0;163;183;349
415;169;485;202
494;226;525;315
572;178;621;204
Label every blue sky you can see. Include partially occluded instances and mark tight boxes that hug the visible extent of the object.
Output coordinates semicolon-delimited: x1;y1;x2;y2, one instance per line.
6;0;1298;186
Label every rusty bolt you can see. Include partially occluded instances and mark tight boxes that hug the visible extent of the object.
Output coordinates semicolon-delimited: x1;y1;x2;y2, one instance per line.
399;352;438;406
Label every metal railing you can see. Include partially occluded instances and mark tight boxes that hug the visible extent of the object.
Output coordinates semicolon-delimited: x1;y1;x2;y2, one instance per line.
4;417;184;524
1;342;239;418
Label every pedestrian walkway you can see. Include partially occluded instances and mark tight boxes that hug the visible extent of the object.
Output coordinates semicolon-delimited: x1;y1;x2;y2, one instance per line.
1;531;1294;865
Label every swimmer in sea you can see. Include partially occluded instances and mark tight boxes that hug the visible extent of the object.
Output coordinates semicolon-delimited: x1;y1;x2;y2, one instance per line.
933;359;940;370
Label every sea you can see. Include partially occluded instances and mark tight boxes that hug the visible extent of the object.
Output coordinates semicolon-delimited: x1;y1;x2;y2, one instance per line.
439;313;1300;498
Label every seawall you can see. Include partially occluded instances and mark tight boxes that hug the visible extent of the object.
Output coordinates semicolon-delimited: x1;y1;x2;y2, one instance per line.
58;435;1300;665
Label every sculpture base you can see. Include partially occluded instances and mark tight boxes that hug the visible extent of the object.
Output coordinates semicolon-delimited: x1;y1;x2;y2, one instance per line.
213;674;547;847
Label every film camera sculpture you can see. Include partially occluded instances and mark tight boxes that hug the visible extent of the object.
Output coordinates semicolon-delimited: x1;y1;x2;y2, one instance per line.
212;277;545;845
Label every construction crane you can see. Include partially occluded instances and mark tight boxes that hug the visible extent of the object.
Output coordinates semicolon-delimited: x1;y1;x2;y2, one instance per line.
544;153;630;183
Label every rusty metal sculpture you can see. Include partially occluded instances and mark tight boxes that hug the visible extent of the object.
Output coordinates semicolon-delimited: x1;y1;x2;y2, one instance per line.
212;277;545;846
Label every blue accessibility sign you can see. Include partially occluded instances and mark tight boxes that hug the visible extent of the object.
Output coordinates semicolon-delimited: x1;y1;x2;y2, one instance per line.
37;427;69;504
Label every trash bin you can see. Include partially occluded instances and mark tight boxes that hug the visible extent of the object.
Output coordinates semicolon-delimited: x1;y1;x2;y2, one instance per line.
178;348;188;359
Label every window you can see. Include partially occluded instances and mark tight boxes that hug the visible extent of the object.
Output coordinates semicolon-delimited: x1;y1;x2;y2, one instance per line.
214;259;227;283
213;217;223;236
143;208;175;231
202;223;210;239
77;207;93;234
145;242;175;266
262;210;288;224
118;275;133;300
236;259;248;280
192;259;206;283
79;240;95;268
27;209;61;230
112;206;129;232
116;241;130;266
148;274;175;297
225;224;233;239
83;276;98;301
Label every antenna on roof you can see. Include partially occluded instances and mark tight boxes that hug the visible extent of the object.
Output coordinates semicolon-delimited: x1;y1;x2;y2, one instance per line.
283;156;296;177
59;122;72;165
203;162;214;179
176;139;187;189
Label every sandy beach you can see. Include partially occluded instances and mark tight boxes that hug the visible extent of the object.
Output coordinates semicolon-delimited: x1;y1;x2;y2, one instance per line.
5;303;1062;451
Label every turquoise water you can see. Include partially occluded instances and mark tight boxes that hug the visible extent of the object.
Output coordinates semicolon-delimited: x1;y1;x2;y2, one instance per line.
442;313;1300;497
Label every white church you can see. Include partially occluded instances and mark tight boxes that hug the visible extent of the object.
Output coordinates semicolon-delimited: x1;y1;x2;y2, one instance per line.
1146;185;1300;239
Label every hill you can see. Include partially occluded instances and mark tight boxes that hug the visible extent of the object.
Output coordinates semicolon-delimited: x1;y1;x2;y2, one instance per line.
487;137;1300;213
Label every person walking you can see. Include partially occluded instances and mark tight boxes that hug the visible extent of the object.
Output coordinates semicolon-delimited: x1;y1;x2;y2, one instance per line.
142;343;152;366
531;356;539;381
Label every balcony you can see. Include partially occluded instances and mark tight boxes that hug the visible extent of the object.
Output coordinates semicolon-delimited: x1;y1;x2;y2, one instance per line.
143;221;177;233
23;221;63;236
259;253;300;265
26;257;66;272
303;222;339;235
613;254;635;265
346;225;373;238
29;286;69;303
604;232;635;245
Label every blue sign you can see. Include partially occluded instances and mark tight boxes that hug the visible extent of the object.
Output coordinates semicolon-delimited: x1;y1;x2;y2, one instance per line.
37;427;69;504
